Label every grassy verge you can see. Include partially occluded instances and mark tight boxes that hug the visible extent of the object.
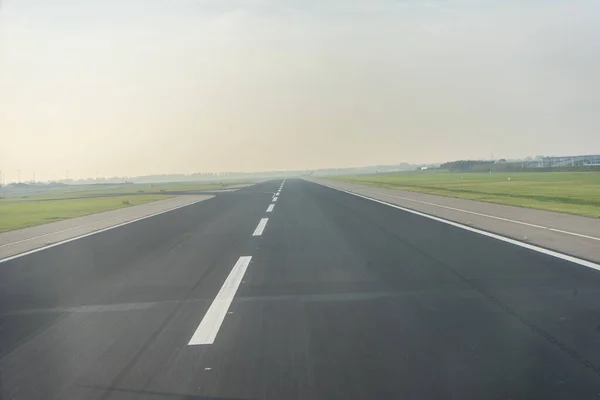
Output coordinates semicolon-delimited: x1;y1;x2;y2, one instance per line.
0;195;169;232
330;171;600;218
0;180;250;232
0;181;244;202
58;182;245;197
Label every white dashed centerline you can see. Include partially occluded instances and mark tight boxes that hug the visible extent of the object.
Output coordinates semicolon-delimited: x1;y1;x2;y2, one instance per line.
189;181;284;345
252;218;269;236
188;256;252;345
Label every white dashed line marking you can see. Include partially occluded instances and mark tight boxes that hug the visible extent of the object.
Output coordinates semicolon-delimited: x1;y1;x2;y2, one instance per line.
273;197;278;202
188;256;252;345
252;218;269;236
266;204;275;213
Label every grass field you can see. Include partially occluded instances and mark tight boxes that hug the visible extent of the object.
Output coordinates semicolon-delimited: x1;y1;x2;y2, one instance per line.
331;171;600;218
52;182;244;197
0;195;169;232
0;181;244;201
0;181;246;232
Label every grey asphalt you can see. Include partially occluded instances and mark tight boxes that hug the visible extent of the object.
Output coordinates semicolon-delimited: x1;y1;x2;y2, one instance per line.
0;195;213;260
308;177;600;263
2;179;600;399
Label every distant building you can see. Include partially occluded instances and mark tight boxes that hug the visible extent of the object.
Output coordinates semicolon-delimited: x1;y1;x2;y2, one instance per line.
546;155;600;167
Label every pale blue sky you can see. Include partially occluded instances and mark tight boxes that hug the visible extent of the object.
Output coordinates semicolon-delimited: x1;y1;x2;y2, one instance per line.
1;0;599;180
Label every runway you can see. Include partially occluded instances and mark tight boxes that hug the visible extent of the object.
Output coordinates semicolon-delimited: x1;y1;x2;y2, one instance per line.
2;179;600;399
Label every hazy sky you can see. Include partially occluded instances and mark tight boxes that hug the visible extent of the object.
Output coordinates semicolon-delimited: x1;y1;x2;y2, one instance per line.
1;0;599;181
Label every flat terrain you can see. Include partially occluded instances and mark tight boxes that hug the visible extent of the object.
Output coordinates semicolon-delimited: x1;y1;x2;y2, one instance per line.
0;195;169;232
331;170;600;217
310;177;600;263
0;195;212;260
46;181;246;198
1;179;600;399
0;181;244;232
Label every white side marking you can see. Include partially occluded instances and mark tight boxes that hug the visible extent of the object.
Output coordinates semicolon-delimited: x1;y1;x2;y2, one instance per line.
188;256;252;345
335;188;600;272
372;191;600;242
252;218;269;236
266;204;275;213
0;215;124;249
0;198;209;265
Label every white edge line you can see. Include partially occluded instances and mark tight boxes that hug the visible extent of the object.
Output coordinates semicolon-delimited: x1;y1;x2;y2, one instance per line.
371;191;600;242
266;204;274;213
252;218;269;236
0;198;210;264
327;186;600;272
1;183;246;246
188;256;252;345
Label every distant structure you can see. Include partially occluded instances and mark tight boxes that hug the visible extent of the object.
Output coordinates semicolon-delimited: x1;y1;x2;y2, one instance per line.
522;154;600;168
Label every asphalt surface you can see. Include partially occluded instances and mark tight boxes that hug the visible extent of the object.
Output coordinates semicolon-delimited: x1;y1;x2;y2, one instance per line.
2;179;600;399
0;196;213;261
308;177;600;264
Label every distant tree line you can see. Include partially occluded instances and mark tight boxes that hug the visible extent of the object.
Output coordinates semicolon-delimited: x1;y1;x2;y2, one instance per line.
439;160;494;171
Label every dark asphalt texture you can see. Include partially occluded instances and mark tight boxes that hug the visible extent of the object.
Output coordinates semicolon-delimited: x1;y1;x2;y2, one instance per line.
1;179;600;399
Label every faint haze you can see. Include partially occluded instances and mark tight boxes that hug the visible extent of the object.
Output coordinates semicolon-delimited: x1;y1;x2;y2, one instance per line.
1;0;599;181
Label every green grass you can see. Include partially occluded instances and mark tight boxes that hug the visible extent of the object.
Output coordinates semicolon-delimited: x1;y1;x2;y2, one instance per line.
0;181;244;201
60;182;243;196
0;180;248;232
330;170;600;218
0;195;169;232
